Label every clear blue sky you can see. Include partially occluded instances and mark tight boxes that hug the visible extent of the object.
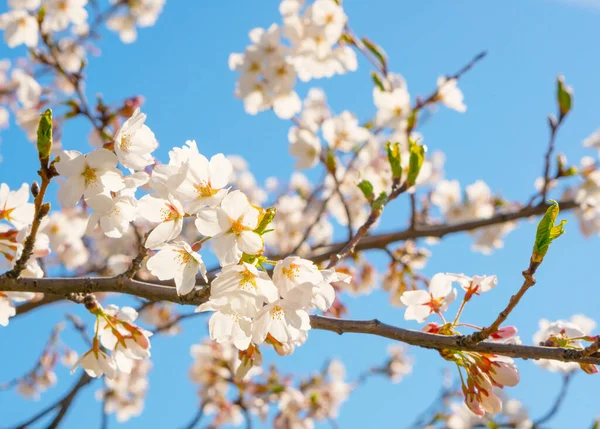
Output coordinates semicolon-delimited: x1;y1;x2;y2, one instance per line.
1;0;600;428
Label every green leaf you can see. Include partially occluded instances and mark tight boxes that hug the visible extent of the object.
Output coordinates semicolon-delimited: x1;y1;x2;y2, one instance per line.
386;142;402;180
557;75;572;118
372;191;388;211
37;109;53;169
371;71;385;92
361;37;387;70
532;200;567;263
357;180;374;203
406;139;426;186
254;207;276;235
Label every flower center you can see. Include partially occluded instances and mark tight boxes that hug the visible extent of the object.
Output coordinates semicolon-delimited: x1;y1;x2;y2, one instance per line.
239;267;257;290
230;217;248;235
174;250;192;267
82;164;98;187
194;181;217;198
270;305;284;320
160;203;180;222
282;263;300;279
120;133;132;151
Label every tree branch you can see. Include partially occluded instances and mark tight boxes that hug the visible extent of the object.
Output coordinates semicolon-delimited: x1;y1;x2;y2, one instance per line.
307;199;578;264
1;275;598;365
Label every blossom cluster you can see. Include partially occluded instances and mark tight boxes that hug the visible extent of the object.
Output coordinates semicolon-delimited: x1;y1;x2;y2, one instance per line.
229;0;357;119
188;339;407;428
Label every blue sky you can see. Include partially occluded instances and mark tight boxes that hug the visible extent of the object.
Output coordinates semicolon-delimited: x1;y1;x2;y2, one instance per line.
1;0;600;428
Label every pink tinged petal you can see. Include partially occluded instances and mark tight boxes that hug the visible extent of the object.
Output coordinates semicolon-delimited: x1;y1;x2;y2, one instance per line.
100;331;118;350
479;275;498;292
195;208;224;236
251;308;271;343
465;396;486;417
58;177;86;208
6;183;29;207
313;282;335;312
232;319;252;350
177;259;199;295
480;390;503;415
490;361;520;387
87;148;119;169
55;151;85;176
269;318;291;344
137;195;168;223
240;205;261;229
117;307;138;323
4;292;35;302
112;351;132;375
404;304;431;322
213;233;242;266
99;169;125;192
0;183;8;206
145;220;179;249
256;277;279;303
221;190;252;220
400;290;430;306
209;311;234;342
9;204;34;229
146;247;180;280
429;273;453;298
238;231;263;254
209;154;233;189
0;298;16;326
188;153;211;184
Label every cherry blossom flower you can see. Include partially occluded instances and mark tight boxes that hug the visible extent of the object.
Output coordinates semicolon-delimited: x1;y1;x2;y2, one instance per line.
11;69;41;107
86;196;137;238
113;108;158;171
137;195;184;248
447;273;498;297
373;74;411;130
252;298;311;345
400;273;457;322
273;256;323;302
195;190;264;266
208;262;279;317
44;0;88;33
107;15;137;43
0;10;39;48
436;76;466;112
0;183;34;230
71;339;118;379
533;315;597;373
195;302;253;350
146;241;207;295
0;292;35;327
288;126;321;170
175;152;232;213
55;149;125;209
322;111;370;152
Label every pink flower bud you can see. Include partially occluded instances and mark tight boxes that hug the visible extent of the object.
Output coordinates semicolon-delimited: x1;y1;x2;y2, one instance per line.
490;326;517;340
422;322;441;334
479;389;502;414
465;395;485;417
489;360;520;387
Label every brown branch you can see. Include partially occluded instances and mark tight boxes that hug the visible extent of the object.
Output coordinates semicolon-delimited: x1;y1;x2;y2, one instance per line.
309;315;600;365
1;275;598;366
532;374;572;428
4;171;52;279
9;373;93;429
308;199;578;265
459;263;539;346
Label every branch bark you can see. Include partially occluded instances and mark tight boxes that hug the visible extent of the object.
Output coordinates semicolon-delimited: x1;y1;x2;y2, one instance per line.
305;199;578;264
1;275;599;366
